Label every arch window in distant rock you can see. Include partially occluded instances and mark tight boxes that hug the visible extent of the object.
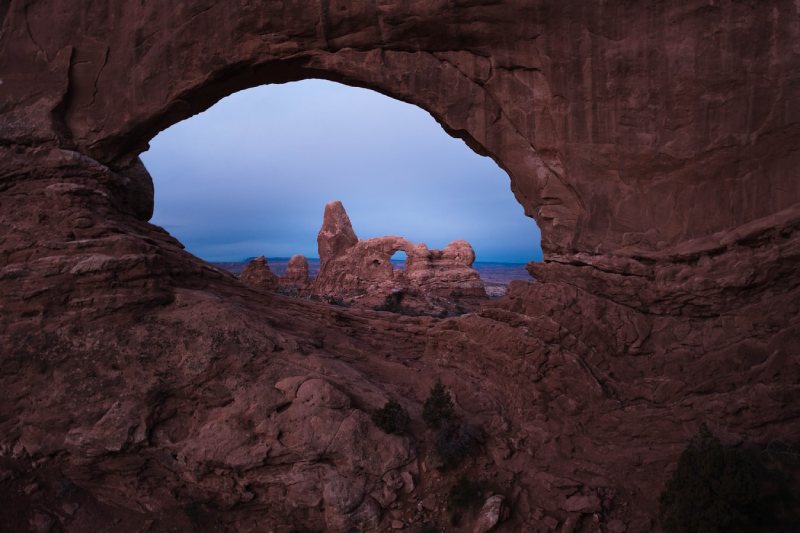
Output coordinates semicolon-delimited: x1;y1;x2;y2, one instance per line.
141;79;542;280
390;251;407;272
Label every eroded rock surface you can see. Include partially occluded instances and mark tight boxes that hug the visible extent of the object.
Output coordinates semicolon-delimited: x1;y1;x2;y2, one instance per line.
1;1;799;532
313;201;486;304
239;256;279;291
278;254;311;293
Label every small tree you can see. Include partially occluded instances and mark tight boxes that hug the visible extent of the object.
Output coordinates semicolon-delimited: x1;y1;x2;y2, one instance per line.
659;424;795;533
423;380;455;429
372;399;410;435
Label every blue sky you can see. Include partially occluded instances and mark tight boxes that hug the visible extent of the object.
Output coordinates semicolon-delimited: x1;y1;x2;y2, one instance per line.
141;80;542;263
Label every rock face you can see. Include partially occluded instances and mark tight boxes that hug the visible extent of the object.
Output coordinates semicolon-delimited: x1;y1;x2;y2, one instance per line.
314;201;486;300
1;2;799;532
406;240;486;298
278;254;311;292
317;201;359;271
240;256;279;291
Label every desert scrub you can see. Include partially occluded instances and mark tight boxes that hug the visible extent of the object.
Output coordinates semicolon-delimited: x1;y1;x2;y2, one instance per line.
447;476;484;526
423;380;455;429
435;420;483;470
660;424;798;533
372;399;410;435
375;291;420;316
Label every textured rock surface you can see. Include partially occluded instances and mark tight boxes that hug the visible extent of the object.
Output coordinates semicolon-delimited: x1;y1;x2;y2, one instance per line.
473;494;508;532
313;201;487;301
317;200;359;271
278;254;311;292
1;1;799;532
405;240;486;298
239;256;279;291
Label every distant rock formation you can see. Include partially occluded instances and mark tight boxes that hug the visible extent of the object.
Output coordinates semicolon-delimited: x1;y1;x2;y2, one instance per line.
313;201;486;300
278;254;311;292
317;200;359;271
240;256;279;291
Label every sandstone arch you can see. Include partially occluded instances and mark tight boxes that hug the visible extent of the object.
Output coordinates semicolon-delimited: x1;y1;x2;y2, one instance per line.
2;2;799;531
5;2;798;260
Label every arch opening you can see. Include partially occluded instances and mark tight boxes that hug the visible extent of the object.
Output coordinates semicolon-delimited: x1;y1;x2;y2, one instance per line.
140;79;542;300
390;251;407;272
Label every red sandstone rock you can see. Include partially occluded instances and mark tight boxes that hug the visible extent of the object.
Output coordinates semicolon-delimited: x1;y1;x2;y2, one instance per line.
473;494;508;532
312;202;486;302
239;256;278;291
317;201;359;271
0;2;798;532
278;254;311;292
406;240;486;298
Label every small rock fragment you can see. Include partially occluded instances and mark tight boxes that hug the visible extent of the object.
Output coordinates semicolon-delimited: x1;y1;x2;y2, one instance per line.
561;493;600;513
401;471;415;493
473;494;507;532
543;515;559;530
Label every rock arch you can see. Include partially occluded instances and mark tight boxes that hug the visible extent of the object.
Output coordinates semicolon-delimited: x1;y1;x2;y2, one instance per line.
1;2;799;531
5;2;798;262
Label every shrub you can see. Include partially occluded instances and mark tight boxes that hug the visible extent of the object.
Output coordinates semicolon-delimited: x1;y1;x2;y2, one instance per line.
434;420;483;470
423;381;455;429
659;424;797;533
184;501;207;529
372;399;410;435
447;476;484;526
323;295;347;307
375;291;420;316
381;291;405;312
417;524;438;533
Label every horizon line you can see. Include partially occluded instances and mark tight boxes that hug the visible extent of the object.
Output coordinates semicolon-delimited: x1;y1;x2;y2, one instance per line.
208;256;536;265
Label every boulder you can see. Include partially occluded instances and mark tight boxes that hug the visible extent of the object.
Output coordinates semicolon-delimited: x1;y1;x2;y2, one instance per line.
473;494;508;532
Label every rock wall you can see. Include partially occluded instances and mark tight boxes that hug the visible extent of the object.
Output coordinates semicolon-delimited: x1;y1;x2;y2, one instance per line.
1;1;799;531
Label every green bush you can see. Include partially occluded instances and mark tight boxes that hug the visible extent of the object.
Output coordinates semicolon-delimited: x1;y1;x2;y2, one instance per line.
371;399;410;435
423;380;455;429
659;425;797;533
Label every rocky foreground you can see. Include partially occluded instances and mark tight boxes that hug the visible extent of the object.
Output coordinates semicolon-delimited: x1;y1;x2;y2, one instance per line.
1;1;799;532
